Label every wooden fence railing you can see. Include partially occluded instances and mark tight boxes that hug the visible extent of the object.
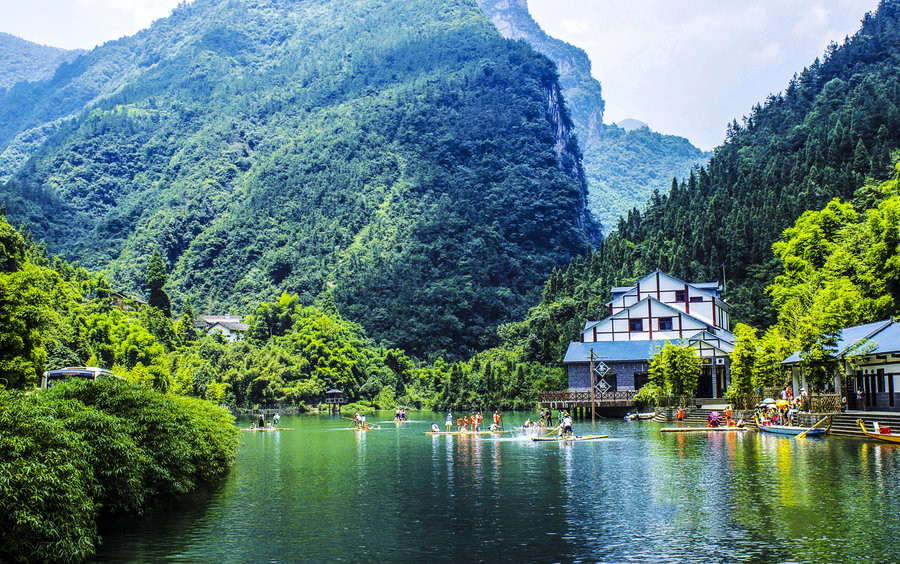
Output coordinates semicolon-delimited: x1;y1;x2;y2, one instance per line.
729;393;841;413
538;390;637;405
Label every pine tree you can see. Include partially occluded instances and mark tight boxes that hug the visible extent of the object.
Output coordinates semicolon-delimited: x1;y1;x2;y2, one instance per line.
145;251;171;317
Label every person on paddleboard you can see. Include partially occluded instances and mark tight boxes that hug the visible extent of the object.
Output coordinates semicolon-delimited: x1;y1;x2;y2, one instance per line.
446;412;453;431
431;423;440;433
562;412;573;437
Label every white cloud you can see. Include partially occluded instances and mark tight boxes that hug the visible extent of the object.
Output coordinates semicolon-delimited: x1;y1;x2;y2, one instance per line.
527;0;877;150
559;18;591;35
751;42;783;63
792;4;831;37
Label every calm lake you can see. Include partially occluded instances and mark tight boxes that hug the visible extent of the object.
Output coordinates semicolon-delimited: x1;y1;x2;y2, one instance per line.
94;412;900;562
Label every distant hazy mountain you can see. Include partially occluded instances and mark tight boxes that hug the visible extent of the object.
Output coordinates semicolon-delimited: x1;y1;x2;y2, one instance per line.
615;118;649;131
476;0;708;232
0;0;598;361
0;33;83;90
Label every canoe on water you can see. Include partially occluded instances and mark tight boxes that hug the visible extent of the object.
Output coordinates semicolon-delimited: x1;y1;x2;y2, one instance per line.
424;430;511;435
660;427;748;433
531;434;609;442
624;412;656;420
857;419;900;443
239;427;294;431
757;424;825;436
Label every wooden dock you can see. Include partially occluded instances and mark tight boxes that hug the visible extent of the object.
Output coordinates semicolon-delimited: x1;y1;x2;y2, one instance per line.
537;390;637;418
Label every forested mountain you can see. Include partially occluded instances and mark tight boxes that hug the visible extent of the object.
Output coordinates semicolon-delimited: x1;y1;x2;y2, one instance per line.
0;0;600;361
476;0;708;231
499;0;900;366
0;33;83;90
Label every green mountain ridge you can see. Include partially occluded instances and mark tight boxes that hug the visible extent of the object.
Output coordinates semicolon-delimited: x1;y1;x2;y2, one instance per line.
0;0;599;361
0;32;84;91
475;0;709;232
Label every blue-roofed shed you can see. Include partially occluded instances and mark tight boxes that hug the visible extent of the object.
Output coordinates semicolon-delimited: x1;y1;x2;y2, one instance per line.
781;319;900;411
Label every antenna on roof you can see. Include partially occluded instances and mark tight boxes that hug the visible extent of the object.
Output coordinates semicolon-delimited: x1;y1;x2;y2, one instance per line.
721;263;726;296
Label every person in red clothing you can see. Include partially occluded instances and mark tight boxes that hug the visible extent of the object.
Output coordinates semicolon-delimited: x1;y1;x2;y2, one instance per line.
456;416;462;432
463;415;469;432
493;411;501;429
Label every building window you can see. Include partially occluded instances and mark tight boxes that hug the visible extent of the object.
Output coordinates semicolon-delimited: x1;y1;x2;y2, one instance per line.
674;290;686;302
690;296;703;303
629;318;643;332
658;317;673;331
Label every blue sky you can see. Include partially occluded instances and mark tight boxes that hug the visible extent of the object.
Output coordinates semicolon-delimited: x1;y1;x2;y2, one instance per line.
0;0;881;150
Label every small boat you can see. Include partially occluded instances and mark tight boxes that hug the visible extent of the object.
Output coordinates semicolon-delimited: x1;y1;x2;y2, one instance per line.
857;419;900;444
239;427;294;431
756;423;825;436
424;430;511;436
624;412;655;420
531;434;609;442
660;426;748;433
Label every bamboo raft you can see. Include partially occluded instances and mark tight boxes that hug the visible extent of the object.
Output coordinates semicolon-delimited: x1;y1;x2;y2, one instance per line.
661;427;748;433
424;430;511;436
532;434;609;442
239;427;294;431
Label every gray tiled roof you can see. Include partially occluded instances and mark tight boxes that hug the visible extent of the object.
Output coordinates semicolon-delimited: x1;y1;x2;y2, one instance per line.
781;319;895;364
564;340;673;363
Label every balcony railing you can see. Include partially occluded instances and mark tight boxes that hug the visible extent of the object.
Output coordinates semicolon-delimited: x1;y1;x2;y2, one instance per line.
538;390;637;405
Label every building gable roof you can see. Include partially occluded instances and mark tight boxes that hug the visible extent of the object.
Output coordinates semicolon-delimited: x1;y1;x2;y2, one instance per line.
605;270;727;310
583;296;713;334
781;319;895;364
209;321;250;332
564;332;734;364
686;329;735;346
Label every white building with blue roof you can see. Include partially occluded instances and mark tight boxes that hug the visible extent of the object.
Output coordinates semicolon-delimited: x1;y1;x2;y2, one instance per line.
563;271;734;398
782;319;900;411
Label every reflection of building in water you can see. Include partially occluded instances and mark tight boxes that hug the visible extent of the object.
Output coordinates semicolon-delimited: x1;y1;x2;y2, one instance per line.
563;271;734;399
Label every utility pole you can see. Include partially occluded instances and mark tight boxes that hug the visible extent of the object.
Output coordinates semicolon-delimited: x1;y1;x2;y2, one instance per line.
589;347;596;423
588;349;610;424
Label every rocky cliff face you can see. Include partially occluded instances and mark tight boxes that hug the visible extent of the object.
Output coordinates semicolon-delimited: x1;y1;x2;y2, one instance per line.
476;0;605;149
476;0;707;233
542;79;599;239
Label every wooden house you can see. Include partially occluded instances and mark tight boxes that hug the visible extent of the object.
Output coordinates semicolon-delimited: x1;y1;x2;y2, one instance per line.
563;271;734;399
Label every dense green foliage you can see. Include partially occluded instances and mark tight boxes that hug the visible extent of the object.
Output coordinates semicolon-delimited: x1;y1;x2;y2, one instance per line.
0;215;555;413
649;342;701;397
0;32;82;91
755;165;900;390
0;379;238;563
0;0;597;362
595;0;900;328
475;0;707;233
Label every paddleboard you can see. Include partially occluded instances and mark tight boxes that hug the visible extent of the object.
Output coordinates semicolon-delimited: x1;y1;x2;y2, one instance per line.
424;430;511;435
531;434;609;441
660;427;748;433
